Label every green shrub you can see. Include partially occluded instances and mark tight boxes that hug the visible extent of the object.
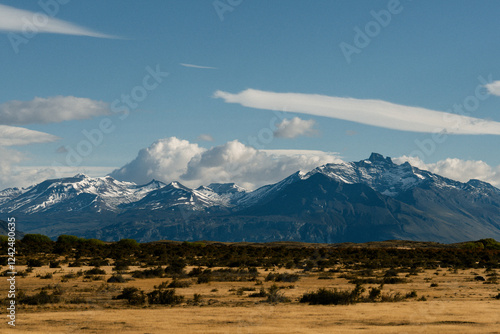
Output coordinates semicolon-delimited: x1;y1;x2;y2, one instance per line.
147;288;183;305
115;287;146;305
27;258;44;267
167;279;191;288
379;292;404;302
107;274;126;283
85;267;106;275
164;258;186;276
132;267;164;279
188;267;203;277
405;290;418;298
192;293;202;305
265;273;300;283
265;284;290;303
197;273;211;284
67;297;87;304
248;288;267;298
300;284;364;305
68;261;82;267
112;260;130;271
49;261;60;268
18;290;61;305
368;287;381;301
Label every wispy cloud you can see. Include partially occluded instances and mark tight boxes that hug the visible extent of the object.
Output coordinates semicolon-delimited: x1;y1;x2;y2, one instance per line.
0;96;109;125
197;134;215;142
485;80;500;96
0;125;59;146
180;63;217;70
274;117;319;138
0;4;118;39
214;89;500;135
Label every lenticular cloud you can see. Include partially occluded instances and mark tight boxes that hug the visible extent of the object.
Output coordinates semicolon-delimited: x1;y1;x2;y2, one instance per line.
214;89;500;135
0;4;117;39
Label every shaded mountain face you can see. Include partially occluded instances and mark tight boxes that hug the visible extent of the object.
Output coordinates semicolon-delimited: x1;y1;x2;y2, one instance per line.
0;219;24;239
1;154;500;243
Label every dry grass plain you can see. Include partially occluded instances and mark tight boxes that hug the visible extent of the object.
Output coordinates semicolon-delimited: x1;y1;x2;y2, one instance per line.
1;263;500;333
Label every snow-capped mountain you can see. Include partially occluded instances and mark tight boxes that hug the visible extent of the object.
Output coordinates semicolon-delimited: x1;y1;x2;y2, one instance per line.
121;181;241;210
1;153;500;243
304;153;462;197
0;174;166;214
0;187;24;205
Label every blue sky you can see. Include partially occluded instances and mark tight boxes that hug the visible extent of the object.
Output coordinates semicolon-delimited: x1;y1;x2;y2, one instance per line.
1;0;500;190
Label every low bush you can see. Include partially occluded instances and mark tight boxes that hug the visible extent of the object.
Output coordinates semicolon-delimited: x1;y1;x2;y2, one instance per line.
147;288;184;305
132;267;164;279
167;279;191;288
368;287;381;301
26;258;44;267
265;284;290;303
107;274;126;283
115;287;146;305
68;261;82;267
85;267;106;275
49;261;61;268
248;288;267;298
67;297;87;304
379;292;405;302
18;290;61;305
265;273;300;283
300;284;364;305
39;273;53;279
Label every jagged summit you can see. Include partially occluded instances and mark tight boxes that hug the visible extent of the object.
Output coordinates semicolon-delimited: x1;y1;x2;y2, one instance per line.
207;183;246;195
368;152;393;164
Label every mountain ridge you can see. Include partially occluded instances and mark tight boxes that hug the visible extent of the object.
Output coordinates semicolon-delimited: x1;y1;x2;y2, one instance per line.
1;153;499;243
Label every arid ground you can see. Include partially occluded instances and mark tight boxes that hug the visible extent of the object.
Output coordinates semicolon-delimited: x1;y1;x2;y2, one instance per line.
2;264;500;333
1;239;500;333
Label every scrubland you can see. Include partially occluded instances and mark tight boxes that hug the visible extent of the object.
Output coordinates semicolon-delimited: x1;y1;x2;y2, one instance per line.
1;236;499;333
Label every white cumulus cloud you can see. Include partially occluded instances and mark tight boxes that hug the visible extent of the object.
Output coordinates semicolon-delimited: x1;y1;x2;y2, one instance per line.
0;4;118;38
394;156;500;187
214;89;500;135
109;137;206;185
110;137;342;190
274;117;318;138
485;80;500;96
0;96;109;125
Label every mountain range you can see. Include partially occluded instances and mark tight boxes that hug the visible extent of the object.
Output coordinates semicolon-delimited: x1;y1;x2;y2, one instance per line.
1;153;499;243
